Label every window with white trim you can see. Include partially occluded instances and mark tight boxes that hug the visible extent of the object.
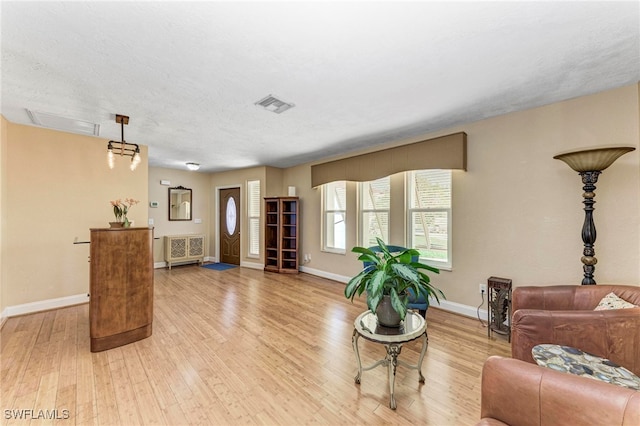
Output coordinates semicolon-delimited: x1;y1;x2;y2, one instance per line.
358;176;390;247
407;170;452;268
322;181;346;253
247;180;261;258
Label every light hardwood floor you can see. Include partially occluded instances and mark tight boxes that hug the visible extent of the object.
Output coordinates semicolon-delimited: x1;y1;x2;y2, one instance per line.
1;265;510;425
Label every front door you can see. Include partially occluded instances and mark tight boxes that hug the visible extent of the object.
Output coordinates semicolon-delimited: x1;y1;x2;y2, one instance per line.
219;187;240;265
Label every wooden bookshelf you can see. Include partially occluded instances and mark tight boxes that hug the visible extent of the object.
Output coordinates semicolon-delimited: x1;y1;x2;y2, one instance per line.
264;197;299;273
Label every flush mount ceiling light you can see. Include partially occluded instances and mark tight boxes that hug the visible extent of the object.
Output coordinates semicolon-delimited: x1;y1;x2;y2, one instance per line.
186;162;200;171
107;114;141;171
255;94;295;114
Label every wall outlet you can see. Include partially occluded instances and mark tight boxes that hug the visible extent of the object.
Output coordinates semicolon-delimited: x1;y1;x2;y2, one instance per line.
479;283;487;294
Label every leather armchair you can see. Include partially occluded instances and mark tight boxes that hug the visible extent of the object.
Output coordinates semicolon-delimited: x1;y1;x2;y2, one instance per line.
478;356;640;426
511;285;640;376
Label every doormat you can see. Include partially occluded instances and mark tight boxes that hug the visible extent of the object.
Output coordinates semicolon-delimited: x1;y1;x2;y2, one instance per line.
202;263;237;271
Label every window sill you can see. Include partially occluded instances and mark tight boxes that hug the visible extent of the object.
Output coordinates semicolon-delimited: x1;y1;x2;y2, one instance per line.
321;248;346;255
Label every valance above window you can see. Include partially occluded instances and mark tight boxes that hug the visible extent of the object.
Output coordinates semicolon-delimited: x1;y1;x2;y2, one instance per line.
311;132;467;187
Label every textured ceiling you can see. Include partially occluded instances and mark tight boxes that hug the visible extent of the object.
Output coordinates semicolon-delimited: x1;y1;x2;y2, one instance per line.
2;1;639;173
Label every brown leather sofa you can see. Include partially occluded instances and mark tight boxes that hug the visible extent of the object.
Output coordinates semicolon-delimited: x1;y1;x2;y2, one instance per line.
478;356;640;426
510;285;640;376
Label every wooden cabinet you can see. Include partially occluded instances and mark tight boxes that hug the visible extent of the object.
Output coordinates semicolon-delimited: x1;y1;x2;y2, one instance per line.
264;197;299;273
164;234;205;269
90;227;154;352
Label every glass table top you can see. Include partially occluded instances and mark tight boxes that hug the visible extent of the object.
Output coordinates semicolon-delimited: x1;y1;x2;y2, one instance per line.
354;310;426;344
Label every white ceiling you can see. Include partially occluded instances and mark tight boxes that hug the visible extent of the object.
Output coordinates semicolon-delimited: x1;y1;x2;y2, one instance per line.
2;1;639;173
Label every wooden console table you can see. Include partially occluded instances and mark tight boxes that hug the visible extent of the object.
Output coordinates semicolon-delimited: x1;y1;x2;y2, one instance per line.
90;227;154;352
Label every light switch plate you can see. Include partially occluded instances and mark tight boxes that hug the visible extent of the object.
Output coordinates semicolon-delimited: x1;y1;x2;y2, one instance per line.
194;218;202;224
149;201;159;208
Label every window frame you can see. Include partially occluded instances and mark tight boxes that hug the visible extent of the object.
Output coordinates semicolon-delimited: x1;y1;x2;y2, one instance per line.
246;179;261;258
322;181;347;254
406;170;453;270
358;176;390;247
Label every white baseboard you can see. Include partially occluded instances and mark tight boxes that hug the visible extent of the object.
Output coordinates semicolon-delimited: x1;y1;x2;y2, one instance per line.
240;260;264;270
154;256;217;269
299;265;350;283
434;298;487;320
0;268;487;324
299;266;486;320
2;293;90;319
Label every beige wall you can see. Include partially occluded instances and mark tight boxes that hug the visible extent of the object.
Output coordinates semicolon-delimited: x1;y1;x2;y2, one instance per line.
1;117;7;316
148;167;212;263
210;166;271;266
265;166;285;198
290;84;640;308
2;122;148;308
638;83;640;268
2;83;639;317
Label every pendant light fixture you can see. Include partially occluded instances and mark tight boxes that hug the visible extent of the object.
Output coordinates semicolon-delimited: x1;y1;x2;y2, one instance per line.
107;114;141;171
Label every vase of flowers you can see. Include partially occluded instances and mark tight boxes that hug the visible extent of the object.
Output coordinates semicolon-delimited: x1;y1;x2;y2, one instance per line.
110;198;139;228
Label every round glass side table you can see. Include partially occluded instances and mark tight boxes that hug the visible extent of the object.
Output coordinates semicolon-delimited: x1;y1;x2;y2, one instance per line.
352;310;428;410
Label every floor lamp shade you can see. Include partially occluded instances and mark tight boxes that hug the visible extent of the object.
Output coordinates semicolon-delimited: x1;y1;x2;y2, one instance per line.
553;147;635;172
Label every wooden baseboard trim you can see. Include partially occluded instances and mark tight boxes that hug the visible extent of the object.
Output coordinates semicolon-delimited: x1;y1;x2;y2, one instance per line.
90;323;153;352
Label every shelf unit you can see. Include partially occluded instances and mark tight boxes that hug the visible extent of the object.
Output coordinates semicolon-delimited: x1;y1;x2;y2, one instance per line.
264;196;299;273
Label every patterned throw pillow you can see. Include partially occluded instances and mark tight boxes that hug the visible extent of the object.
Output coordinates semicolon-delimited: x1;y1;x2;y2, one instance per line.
594;292;637;310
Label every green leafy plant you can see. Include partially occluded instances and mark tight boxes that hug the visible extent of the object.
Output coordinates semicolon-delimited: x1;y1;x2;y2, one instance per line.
344;238;444;321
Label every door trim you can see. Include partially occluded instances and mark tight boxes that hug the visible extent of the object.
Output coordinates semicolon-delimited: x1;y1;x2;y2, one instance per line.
214;184;241;263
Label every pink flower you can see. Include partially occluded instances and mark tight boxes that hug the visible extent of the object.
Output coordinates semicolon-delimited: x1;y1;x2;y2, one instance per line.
110;197;139;225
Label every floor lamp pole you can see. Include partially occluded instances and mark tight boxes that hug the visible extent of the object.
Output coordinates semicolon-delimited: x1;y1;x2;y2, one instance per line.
554;146;635;285
579;170;600;285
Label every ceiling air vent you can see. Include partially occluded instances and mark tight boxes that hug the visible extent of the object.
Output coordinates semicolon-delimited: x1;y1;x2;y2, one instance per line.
255;94;295;114
26;109;100;136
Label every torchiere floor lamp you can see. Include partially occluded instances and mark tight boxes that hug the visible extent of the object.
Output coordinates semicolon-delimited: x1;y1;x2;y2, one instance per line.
554;146;635;285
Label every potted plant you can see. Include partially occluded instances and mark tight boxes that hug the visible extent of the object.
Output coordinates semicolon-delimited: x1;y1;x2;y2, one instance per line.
109;198;139;228
344;238;444;326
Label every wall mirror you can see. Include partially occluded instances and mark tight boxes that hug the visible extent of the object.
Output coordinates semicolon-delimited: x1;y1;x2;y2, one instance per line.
169;186;192;221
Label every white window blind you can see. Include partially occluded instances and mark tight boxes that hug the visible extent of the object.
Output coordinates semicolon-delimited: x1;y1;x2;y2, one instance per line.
323;181;346;253
359;176;390;247
247;180;261;257
407;170;452;268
